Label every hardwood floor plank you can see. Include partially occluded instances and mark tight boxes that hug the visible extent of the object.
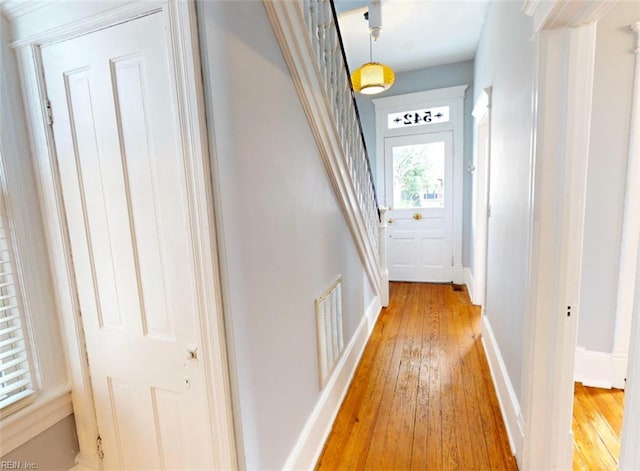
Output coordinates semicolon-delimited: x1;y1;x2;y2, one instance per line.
411;283;441;470
317;282;517;470
572;383;624;470
316;284;407;470
364;283;422;469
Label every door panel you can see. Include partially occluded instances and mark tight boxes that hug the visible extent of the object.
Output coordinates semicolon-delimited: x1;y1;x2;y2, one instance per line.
41;13;214;469
385;132;454;282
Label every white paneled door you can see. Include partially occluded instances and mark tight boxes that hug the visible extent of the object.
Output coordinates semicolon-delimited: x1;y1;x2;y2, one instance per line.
41;13;216;469
385;132;454;282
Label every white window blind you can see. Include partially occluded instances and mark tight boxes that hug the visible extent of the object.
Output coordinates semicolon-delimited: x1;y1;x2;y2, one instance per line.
0;195;34;416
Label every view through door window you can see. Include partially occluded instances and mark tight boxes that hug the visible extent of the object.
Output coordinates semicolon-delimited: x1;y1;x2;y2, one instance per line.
392;141;445;209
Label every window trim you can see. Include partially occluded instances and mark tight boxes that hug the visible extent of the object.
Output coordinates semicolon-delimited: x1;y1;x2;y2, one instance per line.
0;13;72;456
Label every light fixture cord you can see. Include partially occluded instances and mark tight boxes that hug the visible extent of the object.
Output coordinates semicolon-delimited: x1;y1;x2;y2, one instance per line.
369;34;373;63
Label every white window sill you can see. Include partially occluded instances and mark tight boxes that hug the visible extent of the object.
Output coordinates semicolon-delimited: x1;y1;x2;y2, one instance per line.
0;387;73;456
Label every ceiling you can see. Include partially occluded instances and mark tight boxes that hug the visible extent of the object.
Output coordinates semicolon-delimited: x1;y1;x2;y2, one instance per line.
335;0;489;74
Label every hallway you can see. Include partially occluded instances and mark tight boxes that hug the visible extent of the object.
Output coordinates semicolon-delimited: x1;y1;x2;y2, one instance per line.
316;282;517;470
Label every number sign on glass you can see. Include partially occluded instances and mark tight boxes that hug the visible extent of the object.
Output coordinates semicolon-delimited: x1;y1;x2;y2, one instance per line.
387;106;450;129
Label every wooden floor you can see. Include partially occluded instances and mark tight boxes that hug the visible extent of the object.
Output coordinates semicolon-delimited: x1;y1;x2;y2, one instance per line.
573;383;624;470
316;282;517;470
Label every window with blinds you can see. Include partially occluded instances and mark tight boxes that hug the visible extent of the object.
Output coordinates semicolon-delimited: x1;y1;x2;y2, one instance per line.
0;197;34;416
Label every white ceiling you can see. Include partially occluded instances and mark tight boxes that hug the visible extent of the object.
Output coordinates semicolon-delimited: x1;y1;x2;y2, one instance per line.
336;0;489;74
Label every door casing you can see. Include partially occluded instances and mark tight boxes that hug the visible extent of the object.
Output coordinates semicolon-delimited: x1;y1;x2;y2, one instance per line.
471;88;492;306
10;2;238;469
373;85;468;284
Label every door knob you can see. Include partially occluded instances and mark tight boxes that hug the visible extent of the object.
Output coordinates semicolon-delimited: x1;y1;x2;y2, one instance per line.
387;218;394;224
413;213;422;220
186;346;198;360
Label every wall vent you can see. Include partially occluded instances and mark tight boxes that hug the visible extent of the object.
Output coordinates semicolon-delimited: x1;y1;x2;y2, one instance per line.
315;276;344;388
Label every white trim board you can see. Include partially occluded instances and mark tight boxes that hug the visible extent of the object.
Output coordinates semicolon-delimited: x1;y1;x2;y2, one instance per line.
574;347;627;390
464;267;475;303
372;85;468;111
283;296;382;470
481;315;523;466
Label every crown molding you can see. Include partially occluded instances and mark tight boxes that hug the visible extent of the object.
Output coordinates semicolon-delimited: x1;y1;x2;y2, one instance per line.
523;0;616;32
0;0;50;21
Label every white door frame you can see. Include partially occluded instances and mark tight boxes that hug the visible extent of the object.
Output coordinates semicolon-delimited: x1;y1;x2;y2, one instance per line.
612;22;640;390
619;21;640;470
471;87;492;307
8;2;237;469
373;85;467;282
520;1;616;469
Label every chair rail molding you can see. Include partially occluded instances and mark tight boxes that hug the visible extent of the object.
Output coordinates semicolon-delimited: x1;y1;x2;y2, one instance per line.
8;2;238;469
521;1;616;469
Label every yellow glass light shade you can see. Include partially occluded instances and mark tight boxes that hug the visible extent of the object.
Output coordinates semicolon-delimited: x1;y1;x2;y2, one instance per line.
351;62;395;95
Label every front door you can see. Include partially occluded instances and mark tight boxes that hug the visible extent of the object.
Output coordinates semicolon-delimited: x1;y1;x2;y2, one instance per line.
41;13;216;469
385;132;454;282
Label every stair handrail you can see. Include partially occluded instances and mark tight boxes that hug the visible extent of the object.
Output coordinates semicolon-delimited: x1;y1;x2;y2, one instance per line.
264;0;389;305
327;0;380;217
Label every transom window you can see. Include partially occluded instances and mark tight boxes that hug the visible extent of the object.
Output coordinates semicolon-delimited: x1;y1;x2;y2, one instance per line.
387;105;450;129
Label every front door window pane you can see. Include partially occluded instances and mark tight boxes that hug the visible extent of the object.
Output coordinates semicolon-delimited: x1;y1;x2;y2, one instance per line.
392;142;445;208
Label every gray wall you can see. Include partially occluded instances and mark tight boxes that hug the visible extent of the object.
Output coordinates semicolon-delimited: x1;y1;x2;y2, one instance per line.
355;61;475;269
578;1;640;353
197;1;373;468
1;416;79;470
473;1;535;401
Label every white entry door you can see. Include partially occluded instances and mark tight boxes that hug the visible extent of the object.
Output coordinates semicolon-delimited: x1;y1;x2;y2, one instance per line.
385;132;454;282
41;13;216;469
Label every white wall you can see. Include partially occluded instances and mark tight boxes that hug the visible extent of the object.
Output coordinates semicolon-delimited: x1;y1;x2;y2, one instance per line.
354;61;475;269
473;2;535;401
197;2;375;468
578;1;640;354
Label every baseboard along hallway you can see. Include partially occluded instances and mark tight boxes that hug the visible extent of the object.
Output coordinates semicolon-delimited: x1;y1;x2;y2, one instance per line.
316;282;517;470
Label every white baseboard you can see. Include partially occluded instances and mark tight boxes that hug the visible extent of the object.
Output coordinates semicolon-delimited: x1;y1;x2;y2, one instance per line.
464;267;474;301
452;265;465;285
574;347;627;389
481;315;523;462
283;296;382;470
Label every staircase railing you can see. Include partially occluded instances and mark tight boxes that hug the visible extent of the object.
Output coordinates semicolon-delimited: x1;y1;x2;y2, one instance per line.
264;0;389;306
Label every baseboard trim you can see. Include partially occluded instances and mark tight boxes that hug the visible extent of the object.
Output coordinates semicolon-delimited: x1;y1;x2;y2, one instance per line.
464;267;474;301
481;315;523;462
283;296;382;470
574;347;627;389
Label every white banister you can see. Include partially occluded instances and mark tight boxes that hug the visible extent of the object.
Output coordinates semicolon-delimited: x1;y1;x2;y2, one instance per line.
378;207;389;307
264;0;387;303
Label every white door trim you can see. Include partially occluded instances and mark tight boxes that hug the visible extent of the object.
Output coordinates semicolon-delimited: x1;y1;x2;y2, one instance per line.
612;22;640;387
521;1;615;470
471;87;492;307
9;2;237;469
619;21;640;470
373;85;467;276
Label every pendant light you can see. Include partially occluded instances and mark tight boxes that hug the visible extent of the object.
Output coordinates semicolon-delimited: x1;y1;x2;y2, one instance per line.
351;2;395;95
351;35;395;95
